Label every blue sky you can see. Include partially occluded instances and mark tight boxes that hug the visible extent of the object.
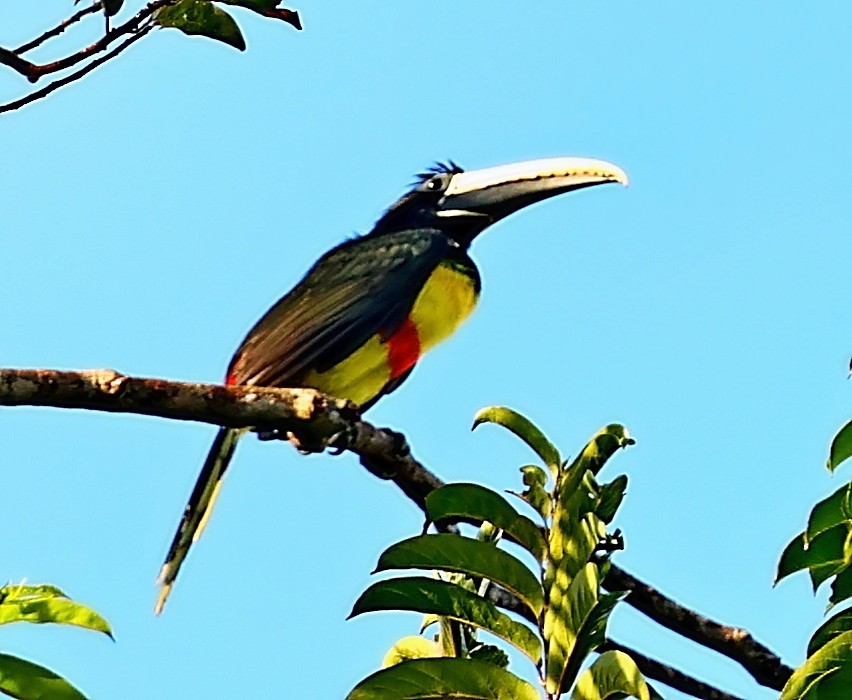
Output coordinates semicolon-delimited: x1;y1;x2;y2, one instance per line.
1;2;850;698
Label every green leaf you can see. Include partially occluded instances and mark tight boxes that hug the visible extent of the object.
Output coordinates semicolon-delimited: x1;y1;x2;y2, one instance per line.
809;608;852;657
374;535;544;619
780;630;852;700
0;653;87;700
350;577;542;664
473;406;561;475
426;483;547;561
807;484;852;543
0;586;112;638
571;650;651;700
346;657;541;700
382;636;441;668
560;592;625;694
103;0;124;16
469;645;510;669
828;421;852;473
829;568;852;608
566;425;635;480
511;465;552;521
776;527;849;588
544;562;600;694
155;0;246;51
596;475;628;524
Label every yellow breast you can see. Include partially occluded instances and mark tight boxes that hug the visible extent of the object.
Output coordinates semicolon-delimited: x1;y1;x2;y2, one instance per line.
302;260;479;406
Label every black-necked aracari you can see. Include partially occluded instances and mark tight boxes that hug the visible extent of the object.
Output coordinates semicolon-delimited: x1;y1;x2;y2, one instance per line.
155;156;628;613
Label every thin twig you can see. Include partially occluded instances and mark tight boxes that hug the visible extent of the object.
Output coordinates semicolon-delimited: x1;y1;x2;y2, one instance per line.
0;24;152;114
15;3;103;55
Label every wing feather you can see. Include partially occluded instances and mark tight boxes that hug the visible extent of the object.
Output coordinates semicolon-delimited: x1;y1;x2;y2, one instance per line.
228;229;452;388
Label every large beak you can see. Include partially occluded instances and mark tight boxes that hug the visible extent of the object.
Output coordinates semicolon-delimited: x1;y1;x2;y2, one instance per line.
438;157;628;223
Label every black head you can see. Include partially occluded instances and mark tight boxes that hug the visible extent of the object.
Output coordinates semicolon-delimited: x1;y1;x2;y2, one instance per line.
371;157;629;248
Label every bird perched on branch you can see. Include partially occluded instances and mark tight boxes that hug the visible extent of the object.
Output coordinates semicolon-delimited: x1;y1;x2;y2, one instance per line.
155;156;628;613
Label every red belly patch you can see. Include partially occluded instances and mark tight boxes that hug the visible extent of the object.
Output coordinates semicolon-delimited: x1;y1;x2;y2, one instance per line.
385;317;421;379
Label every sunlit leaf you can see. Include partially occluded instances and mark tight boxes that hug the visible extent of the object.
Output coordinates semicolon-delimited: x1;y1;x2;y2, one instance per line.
779;630;852;700
426;483;547;561
375;535;544;618
382;636;441;668
350;577;542;663
809;608;852;657
510;465;552;521
473;406;561;475
0;586;112;638
544;563;599;694
806;484;852;543
571;650;651;700
560;592;625;694
0;653;87;700
155;0;246;51
828;421;852;473
346;657;540;700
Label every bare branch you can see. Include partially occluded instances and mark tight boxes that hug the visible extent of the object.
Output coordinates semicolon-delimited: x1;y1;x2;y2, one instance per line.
15;3;103;55
604;567;793;690
600;640;746;700
0;24;152;115
0;367;793;695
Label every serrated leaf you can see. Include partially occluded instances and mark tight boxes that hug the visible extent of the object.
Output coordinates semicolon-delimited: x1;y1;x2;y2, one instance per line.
0;653;87;700
809;608;852;657
807;484;852;543
473;407;561;475
346;657;541;700
351;577;542;664
155;0;246;51
596;475;628;524
374;535;544;619
571;650;651;700
780;630;852;700
469;644;510;669
776;527;849;588
382;636;441;668
0;587;112;638
426;483;547;561
828;421;852;473
544;562;600;694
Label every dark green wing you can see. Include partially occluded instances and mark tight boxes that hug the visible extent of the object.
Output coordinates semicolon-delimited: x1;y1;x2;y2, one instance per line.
227;229;452;387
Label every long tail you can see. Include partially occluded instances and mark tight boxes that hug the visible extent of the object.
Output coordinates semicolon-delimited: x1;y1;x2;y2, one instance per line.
155;427;242;614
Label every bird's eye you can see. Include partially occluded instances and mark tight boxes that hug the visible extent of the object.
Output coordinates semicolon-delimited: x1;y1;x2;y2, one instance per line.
426;176;443;191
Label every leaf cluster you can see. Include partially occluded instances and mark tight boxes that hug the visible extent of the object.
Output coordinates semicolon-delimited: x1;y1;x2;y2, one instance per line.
346;407;654;700
776;419;852;699
0;583;112;700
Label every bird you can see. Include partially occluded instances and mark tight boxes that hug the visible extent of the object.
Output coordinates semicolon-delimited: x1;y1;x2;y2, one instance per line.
155;156;628;613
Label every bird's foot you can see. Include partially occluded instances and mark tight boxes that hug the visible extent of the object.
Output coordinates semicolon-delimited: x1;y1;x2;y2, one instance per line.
253;425;357;455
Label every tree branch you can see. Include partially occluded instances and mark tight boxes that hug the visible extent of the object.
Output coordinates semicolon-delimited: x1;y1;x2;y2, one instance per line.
0;367;793;696
15;3;103;55
603;567;792;690
600;640;746;700
0;24;153;115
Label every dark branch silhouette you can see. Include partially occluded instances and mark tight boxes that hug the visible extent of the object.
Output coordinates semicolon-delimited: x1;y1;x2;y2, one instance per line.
0;2;301;113
0;368;793;698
